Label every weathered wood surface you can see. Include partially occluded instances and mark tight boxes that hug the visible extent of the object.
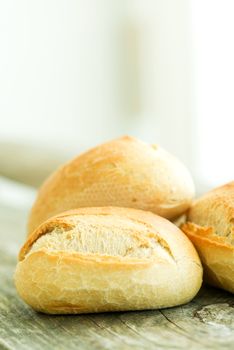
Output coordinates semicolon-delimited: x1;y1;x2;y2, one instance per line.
0;178;233;350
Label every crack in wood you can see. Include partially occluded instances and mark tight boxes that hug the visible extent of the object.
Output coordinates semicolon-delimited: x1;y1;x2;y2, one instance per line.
85;315;132;345
158;310;210;348
117;315;162;347
0;338;12;350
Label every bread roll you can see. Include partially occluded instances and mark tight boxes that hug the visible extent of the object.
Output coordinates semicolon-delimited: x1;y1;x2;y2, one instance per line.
28;136;195;235
181;182;234;293
15;207;202;314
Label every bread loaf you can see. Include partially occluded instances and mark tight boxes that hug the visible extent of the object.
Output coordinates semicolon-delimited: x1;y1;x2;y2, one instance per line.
15;207;202;314
181;182;234;293
28;136;195;235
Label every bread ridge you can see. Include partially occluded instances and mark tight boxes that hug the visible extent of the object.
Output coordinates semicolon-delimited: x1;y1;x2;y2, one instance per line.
22;207;175;260
188;181;234;241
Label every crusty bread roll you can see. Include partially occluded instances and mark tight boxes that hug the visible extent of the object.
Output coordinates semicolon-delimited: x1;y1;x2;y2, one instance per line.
15;207;202;314
28;136;195;235
181;182;234;294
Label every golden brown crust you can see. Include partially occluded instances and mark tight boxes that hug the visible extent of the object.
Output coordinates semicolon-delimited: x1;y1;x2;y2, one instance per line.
15;207;202;314
27;136;195;235
181;181;234;294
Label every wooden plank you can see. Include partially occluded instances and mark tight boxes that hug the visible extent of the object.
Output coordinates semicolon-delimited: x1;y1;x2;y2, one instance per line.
0;178;233;350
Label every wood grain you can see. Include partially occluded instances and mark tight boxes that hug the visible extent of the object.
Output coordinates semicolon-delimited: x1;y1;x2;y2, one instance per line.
0;178;233;350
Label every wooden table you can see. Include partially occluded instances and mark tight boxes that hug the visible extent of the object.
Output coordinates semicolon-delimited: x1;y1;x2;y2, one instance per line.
0;178;233;350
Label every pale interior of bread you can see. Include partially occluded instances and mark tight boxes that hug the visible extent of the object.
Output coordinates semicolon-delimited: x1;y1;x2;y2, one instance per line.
200;207;234;243
189;198;234;246
29;215;175;262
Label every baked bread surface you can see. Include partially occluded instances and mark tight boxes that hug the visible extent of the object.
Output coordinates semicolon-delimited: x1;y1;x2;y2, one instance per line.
15;207;202;314
27;136;195;235
182;182;234;293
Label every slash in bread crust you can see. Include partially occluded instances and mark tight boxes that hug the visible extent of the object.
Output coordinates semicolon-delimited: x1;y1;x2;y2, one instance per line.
15;207;202;314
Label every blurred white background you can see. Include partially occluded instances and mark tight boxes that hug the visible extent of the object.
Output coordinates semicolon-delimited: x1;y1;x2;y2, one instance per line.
0;0;233;190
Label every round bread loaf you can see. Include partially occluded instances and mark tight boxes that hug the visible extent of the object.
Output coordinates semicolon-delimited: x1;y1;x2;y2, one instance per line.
181;182;234;294
28;136;195;235
15;207;202;314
